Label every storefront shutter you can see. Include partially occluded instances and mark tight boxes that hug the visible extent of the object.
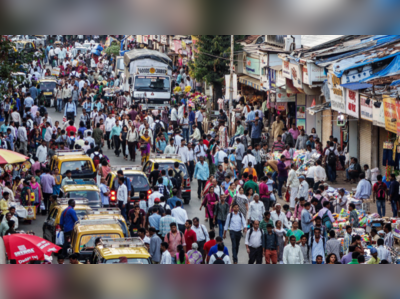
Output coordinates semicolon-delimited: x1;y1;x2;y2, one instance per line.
359;119;372;168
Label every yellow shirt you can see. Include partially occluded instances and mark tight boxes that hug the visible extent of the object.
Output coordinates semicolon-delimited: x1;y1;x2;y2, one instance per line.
0;199;9;215
367;257;380;264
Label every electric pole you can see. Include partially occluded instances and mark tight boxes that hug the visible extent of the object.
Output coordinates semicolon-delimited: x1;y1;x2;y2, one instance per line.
229;35;234;111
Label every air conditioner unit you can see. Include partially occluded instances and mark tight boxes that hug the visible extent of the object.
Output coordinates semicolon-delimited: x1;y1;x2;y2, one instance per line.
284;37;294;51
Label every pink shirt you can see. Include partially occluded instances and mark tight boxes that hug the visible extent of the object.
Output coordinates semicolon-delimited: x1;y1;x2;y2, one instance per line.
259;182;270;198
289;128;300;140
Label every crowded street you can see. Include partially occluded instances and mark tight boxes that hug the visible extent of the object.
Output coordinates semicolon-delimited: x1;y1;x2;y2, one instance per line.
0;34;400;265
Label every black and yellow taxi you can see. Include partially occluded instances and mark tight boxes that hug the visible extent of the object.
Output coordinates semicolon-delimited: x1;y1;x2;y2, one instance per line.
42;198;91;243
38;76;57;106
50;150;96;180
82;208;129;238
105;166;151;207
60;179;102;208
67;219;125;262
143;153;191;204
92;238;151;264
14;40;36;53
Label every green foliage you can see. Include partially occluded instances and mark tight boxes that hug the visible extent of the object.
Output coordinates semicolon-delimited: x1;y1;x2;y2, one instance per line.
189;35;242;86
104;45;120;57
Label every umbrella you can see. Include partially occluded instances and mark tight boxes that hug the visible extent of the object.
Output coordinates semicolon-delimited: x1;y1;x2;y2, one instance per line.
3;234;61;264
0;149;28;164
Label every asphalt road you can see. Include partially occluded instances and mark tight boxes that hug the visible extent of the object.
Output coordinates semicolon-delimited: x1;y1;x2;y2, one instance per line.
19;105;251;264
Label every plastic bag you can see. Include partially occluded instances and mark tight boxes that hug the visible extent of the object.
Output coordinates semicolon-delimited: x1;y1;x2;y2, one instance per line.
40;201;46;211
56;231;64;246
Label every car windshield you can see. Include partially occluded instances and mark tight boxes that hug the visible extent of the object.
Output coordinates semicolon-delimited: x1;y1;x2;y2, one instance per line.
79;234;120;252
67;191;99;203
158;163;187;176
75;210;89;218
40;82;56;91
134;76;170;92
105;258;150;264
61;161;93;175
126;175;149;189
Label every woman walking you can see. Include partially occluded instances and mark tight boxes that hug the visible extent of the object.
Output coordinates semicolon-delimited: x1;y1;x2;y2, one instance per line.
200;185;219;230
140;130;151;165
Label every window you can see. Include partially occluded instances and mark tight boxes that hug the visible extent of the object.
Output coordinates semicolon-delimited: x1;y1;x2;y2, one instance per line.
66;191;100;204
61;160;93;176
40;82;56;91
126;175;149;189
158;163;188;176
134;76;170;92
79;234;121;252
143;162;152;174
105;258;150;264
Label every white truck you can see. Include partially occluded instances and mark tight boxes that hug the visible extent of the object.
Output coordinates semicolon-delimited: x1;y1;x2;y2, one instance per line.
123;49;173;109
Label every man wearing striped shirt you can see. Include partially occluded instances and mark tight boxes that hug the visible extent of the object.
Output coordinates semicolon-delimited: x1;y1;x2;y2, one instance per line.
271;135;285;153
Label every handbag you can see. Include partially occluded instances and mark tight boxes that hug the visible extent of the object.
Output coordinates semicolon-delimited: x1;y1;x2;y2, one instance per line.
140;143;147;150
56;231;64;246
285;190;290;202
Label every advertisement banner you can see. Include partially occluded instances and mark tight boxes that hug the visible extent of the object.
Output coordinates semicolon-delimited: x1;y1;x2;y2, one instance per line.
383;95;397;134
372;99;385;128
282;60;291;79
297;106;306;119
308;62;327;83
276;70;285;87
260;54;268;69
297;119;306;131
136;35;142;43
276;102;287;111
329;73;345;113
143;35;148;45
345;88;359;118
290;63;302;88
245;57;260;76
225;74;238;100
360;95;373;121
161;35;167;44
276;88;296;103
303;65;309;85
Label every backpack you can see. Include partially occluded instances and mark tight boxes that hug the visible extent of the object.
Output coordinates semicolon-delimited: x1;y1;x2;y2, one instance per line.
166;231;183;243
227;212;244;229
154;121;163;137
248;227;263;241
308;236;326;258
322;210;333;231
376;182;386;201
39;106;46;117
213;253;226;264
285;132;294;147
93;153;101;168
313;196;323;213
173;169;183;187
327;149;336;166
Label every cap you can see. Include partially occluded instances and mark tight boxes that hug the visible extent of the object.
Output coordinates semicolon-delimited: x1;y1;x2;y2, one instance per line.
370;248;377;254
299;175;305;180
323;183;329;187
275;203;282;207
154;198;160;203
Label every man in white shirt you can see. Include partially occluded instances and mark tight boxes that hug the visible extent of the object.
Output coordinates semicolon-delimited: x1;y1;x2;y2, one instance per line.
36;140;48;163
192;217;210;258
245;220;263;264
164;139;176;154
242;150;257;169
171;202;188;233
17;124;28;154
283;236;304;264
176;139;189;163
194;138;207;158
223;204;247;264
249;194;265;222
104;113;115;150
297;176;309;203
212;179;223;198
178;103;185;120
170;104;179;129
209;242;232;264
314;160;327;191
148;189;163;209
117;177;128;222
160;242;172;264
270;203;290;228
287;164;300;209
376;238;392;263
190;124;201;143
195;108;205;135
214;148;228;165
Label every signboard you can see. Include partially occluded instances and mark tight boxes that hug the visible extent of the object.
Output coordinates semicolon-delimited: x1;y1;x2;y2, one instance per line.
51;67;60;77
307;62;327;83
136;67;168;75
143;35;148;45
329;73;345;113
297;106;306;118
360;95;373;121
372;99;385;128
260;55;268;69
276;102;287;111
302;65;309;85
136;35;142;43
345;88;359;118
161;35;167;44
276;70;285;87
260;74;269;91
224;74;238;100
276;88;296;103
383;95;397;134
282;60;291;79
297;119;306;131
245;57;260;76
290;63;302;88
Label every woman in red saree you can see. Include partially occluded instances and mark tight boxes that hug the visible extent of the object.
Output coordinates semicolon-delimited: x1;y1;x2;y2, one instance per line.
200;175;214;221
200;185;219;230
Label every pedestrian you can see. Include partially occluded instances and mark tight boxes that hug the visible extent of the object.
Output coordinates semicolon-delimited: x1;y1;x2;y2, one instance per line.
60;199;78;256
187;242;203;264
160;242;172;264
223;203;247;264
245;220;263;264
40;167;55;214
171;201;187;233
116;176;128;222
209;242;231;264
277;155;289;199
324;141;339;183
309;227;325;264
299;235;310;264
287;164;299;209
283;235;304;264
194;156;209;199
384;223;394;248
376;238;391;263
213;195;230;238
271;116;284;142
184;219;197;251
373;174;387;217
326;230;341;261
164;222;186;264
301;202;313;240
149;227;162;264
248;194;265;225
191;217;209;260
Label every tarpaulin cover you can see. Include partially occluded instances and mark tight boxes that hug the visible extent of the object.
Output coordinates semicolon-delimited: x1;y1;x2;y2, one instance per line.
340;82;373;90
315;35;400;77
390;79;400;86
361;55;400;82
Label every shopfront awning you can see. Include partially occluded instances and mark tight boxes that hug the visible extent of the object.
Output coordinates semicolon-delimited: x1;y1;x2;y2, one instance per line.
270;65;282;71
238;75;262;91
307;102;331;115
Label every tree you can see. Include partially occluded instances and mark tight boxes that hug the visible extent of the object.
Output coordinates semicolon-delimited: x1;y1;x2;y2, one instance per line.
189;35;242;105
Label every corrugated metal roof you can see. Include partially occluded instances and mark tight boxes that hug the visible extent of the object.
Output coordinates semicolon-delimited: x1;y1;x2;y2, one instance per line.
301;35;344;49
270;65;282;71
307;102;331;115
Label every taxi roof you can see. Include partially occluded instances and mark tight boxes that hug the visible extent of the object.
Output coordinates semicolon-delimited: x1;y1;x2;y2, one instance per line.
57;204;91;211
85;214;126;223
152;158;183;163
98;247;150;260
63;185;99;192
75;223;123;234
55;154;92;162
110;170;146;176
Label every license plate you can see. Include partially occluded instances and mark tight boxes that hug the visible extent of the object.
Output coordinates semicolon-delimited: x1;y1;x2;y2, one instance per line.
134;192;139;197
44;92;52;95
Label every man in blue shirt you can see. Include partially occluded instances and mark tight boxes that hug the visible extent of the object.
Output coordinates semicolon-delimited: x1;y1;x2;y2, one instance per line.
188;106;196;135
24;94;34;108
60;199;79;256
167;189;183;209
13;94;21;112
29;85;38;101
194;156;209;199
64;98;77;123
207;236;229;261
